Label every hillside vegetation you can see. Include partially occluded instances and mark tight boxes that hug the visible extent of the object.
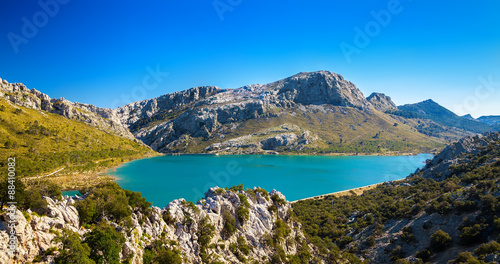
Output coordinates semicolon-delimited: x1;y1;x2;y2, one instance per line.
293;132;500;263
176;105;444;155
0;99;155;189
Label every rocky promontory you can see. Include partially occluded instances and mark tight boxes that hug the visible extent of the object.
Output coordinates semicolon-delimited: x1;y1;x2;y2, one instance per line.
0;187;312;264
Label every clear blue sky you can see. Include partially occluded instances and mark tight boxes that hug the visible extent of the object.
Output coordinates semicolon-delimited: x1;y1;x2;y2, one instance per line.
1;0;499;117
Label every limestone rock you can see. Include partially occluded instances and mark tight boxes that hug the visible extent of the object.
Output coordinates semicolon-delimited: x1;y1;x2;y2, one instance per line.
0;188;312;264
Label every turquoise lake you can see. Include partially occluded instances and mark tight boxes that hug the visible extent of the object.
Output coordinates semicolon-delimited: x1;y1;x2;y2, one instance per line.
96;154;432;208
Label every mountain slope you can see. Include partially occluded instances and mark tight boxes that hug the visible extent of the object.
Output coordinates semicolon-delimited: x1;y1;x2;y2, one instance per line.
293;132;500;263
0;81;155;189
117;71;444;154
388;99;495;140
0;79;135;140
477;115;500;125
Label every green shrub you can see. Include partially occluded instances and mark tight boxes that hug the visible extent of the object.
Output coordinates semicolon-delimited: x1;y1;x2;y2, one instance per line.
143;239;182;264
415;248;431;262
236;206;250;224
364;236;376;248
449;252;480;264
390;246;405;261
394;259;410;264
85;222;125;264
197;216;215;262
125;189;152;215
474;241;500;258
460;224;487;245
76;182;132;224
214;188;226;195
162;208;176;225
430;230;451;251
253;187;269;201
238;193;250;207
54;229;95;264
336;236;353;249
273;220;290;242
494;218;500;230
222;210;237;238
229;184;244;192
237;236;251;255
268;204;277;214
271;194;286;207
400;226;415;243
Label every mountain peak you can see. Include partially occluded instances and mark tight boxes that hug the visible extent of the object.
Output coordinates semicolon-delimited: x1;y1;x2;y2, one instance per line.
366;92;396;112
290;70;345;80
269;71;369;108
422;99;437;104
462;114;475;120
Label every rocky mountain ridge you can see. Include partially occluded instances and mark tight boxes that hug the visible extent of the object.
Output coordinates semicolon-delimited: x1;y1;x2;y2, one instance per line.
110;71;446;154
3;71;498;155
477;115;500;125
0;78;136;140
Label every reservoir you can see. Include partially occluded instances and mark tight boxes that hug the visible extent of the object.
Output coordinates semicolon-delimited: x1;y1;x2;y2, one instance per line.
104;154;432;208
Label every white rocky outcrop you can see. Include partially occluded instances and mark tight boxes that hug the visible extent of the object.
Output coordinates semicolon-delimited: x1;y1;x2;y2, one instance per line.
0;196;84;264
0;188;310;264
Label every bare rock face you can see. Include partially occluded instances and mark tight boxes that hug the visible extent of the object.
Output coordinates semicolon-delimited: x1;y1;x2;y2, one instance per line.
134;100;266;152
0;188;310;264
367;92;396;112
415;132;500;181
0;196;85;264
261;133;298;150
124;71;369;153
115;86;221;126
269;71;370;109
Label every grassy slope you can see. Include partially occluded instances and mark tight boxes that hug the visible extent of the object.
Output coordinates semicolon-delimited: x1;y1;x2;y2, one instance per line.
0;99;156;189
174;106;444;154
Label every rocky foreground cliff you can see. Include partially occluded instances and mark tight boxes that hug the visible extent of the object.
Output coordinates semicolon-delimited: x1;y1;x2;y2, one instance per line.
0;186;313;264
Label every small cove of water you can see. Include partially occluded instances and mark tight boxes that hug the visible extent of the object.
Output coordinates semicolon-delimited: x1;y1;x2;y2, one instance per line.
99;154;432;208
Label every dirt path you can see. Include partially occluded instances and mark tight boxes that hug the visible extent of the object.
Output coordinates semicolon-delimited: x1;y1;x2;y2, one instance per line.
291;183;382;203
24;167;65;180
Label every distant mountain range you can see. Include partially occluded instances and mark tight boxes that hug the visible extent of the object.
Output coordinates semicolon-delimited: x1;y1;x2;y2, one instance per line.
1;71;498;156
463;114;500;127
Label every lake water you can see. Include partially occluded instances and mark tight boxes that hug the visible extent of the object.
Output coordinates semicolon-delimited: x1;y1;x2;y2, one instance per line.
99;154;432;208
